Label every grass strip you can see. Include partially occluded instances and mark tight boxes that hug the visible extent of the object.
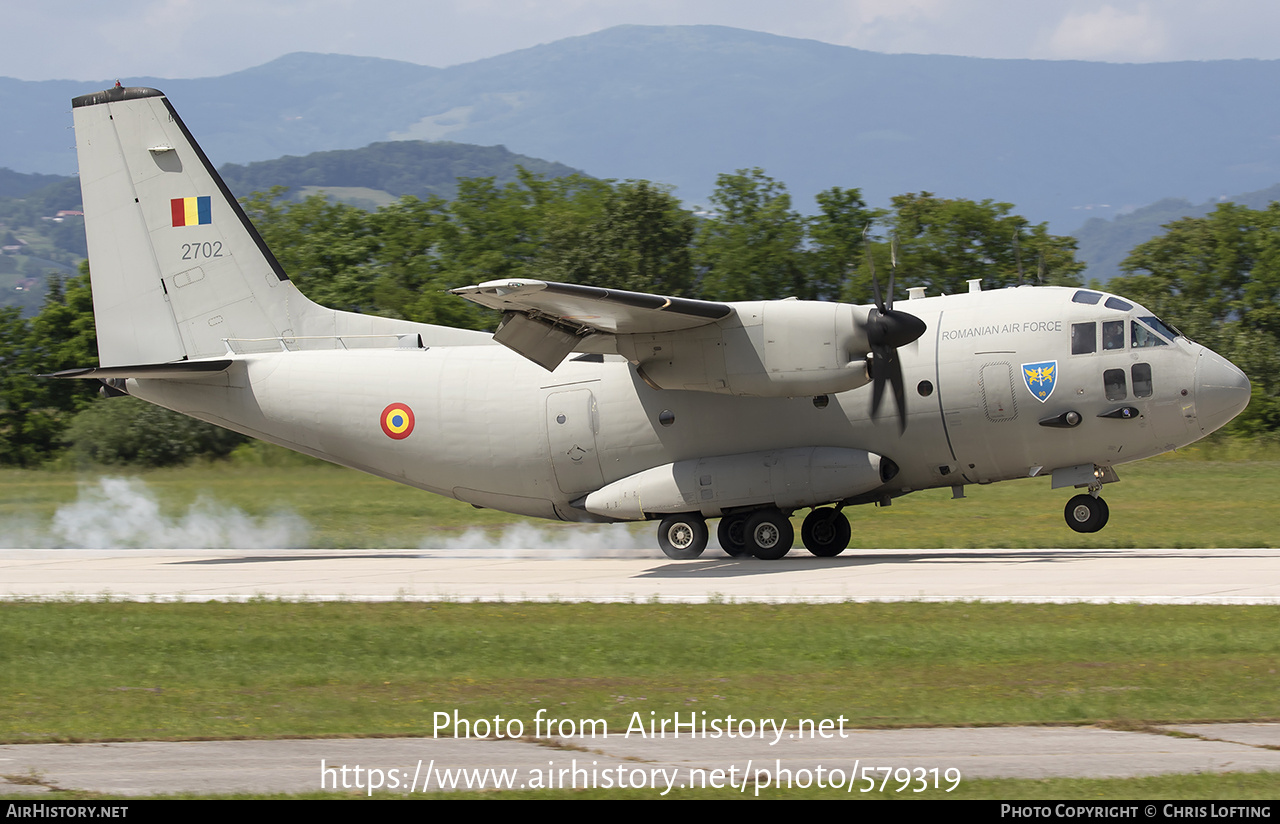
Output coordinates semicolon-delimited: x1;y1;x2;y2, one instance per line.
3;601;1278;743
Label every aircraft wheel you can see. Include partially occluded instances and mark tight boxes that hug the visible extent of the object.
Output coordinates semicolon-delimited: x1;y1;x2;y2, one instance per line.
1064;494;1108;533
717;514;750;558
801;508;851;557
745;509;794;560
657;514;708;560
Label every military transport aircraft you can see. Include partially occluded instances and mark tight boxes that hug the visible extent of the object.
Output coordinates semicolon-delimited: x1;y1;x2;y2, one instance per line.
54;86;1252;560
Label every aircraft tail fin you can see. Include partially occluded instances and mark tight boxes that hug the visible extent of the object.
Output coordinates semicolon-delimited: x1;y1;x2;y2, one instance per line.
72;86;333;367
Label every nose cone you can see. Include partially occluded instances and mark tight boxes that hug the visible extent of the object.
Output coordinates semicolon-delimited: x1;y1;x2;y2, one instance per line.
1194;349;1251;435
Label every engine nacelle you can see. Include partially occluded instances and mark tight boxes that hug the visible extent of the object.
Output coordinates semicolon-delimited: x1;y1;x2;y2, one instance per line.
618;300;872;397
581;446;887;520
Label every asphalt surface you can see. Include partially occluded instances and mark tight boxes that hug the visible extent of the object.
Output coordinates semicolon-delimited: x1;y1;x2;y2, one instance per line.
3;547;1280;603
2;725;1280;796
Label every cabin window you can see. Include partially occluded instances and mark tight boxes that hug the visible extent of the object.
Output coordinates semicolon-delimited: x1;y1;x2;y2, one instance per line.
1104;368;1127;401
1102;320;1126;350
1072;322;1097;354
1072;290;1103;305
1132;363;1153;398
1105;297;1133;311
1131;320;1169;348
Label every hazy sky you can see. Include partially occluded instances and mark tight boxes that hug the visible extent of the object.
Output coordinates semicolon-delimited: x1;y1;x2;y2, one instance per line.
4;0;1278;82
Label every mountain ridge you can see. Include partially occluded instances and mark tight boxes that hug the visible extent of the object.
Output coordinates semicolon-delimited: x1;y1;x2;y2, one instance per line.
2;24;1278;232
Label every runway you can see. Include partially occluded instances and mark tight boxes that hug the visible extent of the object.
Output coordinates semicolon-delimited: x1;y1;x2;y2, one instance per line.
2;546;1280;603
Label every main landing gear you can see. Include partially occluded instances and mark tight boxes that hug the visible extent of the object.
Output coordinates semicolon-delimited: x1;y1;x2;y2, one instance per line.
655;506;853;560
657;513;710;560
801;507;852;557
1063;493;1110;533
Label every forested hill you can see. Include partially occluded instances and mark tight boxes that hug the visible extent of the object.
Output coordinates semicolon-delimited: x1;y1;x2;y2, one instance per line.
0;169;71;199
0;140;585;313
216;141;586;206
1075;183;1280;283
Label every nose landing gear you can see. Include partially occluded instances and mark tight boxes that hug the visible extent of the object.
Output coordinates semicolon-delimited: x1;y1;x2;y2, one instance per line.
1064;493;1110;533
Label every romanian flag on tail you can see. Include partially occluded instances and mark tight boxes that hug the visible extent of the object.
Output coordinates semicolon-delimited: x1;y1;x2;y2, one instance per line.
171;196;211;227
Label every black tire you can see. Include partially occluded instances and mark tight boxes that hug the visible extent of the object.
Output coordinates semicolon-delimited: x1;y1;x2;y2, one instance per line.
745;509;794;560
717;513;750;558
657;514;708;560
1064;494;1106;533
801;508;852;557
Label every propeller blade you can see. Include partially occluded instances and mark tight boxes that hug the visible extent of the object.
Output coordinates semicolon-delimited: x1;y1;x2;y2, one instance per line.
870;352;887;420
887;233;898;311
889;355;908;433
863;225;884;313
865;307;926;430
859;228;926;432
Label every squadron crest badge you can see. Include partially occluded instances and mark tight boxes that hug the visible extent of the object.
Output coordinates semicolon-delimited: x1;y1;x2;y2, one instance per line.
1022;360;1057;403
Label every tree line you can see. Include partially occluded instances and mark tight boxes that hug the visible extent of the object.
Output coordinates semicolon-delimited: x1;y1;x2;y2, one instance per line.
2;168;1275;468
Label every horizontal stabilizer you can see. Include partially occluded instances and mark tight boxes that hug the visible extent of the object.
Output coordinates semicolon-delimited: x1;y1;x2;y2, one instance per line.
45;360;233;380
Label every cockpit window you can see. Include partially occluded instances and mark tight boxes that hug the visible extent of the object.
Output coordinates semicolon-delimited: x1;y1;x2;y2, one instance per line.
1131;320;1169;348
1103;320;1125;350
1072;290;1103;305
1104;297;1133;311
1071;322;1097;355
1138;315;1179;341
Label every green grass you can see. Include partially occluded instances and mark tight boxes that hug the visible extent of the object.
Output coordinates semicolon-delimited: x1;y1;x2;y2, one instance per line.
3;601;1278;744
2;452;1279;549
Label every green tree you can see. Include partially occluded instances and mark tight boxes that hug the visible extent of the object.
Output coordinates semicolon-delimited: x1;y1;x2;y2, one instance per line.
0;267;98;465
886;193;1083;298
1112;202;1280;435
61;396;245;467
695;168;808;301
806;186;879;303
532;180;696;295
366;195;487;329
240;188;380;312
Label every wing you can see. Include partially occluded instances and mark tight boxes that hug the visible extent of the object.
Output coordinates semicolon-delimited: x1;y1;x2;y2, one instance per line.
451;279;732;334
451;279;734;369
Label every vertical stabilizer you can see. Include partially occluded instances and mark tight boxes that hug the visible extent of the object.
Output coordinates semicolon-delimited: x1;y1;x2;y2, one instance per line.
73;86;332;367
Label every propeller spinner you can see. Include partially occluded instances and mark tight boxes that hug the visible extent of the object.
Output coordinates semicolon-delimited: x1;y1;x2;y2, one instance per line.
862;229;927;432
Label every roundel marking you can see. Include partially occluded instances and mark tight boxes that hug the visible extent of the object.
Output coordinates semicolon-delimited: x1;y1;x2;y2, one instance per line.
380;403;415;439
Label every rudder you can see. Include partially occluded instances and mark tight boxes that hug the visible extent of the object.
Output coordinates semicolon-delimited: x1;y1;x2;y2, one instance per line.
73;86;331;367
